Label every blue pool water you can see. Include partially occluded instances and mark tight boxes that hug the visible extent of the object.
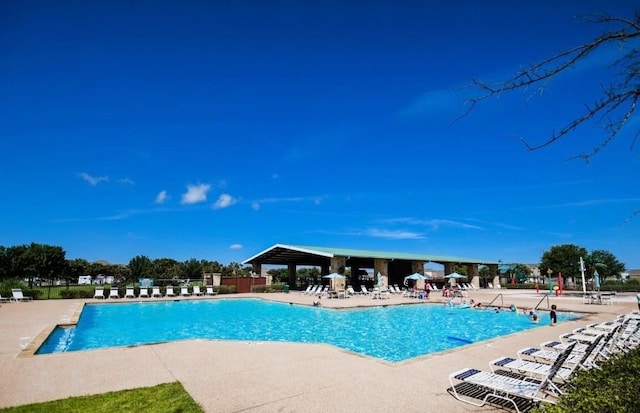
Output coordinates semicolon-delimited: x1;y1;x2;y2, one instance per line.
37;299;579;362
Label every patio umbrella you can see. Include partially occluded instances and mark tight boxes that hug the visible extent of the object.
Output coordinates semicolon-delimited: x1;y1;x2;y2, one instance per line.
445;272;466;286
322;273;346;290
404;272;428;281
376;272;383;288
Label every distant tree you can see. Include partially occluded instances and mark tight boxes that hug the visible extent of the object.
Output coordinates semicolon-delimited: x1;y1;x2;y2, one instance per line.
153;258;180;279
464;11;640;161
111;264;132;284
128;255;153;280
587;249;626;281
267;268;287;283
0;246;7;279
511;263;533;283
181;258;203;280
453;265;468;275
540;244;589;285
66;258;90;285
201;259;223;274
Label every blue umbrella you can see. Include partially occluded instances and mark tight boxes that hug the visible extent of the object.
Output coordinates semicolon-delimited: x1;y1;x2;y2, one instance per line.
593;270;601;291
404;272;428;281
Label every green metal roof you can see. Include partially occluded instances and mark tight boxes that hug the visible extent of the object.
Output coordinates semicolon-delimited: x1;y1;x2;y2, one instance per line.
243;243;499;266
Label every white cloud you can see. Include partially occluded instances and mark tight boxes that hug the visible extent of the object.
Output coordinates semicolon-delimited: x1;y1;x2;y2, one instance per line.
213;193;238;209
181;183;211;205
251;202;261;211
79;172;109;186
155;190;168;204
367;229;425;240
230;244;243;250
118;178;135;185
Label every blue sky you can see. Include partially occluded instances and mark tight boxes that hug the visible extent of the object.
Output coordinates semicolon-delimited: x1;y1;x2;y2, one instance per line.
2;1;639;268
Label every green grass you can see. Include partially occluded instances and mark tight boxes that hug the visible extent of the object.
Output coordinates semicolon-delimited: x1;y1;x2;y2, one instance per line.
0;382;203;413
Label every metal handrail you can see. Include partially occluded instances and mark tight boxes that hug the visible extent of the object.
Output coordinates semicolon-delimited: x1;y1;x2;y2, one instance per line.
484;293;503;309
534;294;550;310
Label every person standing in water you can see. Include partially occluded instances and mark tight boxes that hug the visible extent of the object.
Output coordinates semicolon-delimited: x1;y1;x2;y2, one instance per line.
550;304;557;325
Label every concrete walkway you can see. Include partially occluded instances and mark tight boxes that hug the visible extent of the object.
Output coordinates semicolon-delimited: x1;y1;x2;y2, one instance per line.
0;290;636;412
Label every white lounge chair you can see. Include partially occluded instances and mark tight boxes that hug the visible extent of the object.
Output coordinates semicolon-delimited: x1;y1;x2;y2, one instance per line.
109;287;120;299
138;287;149;298
205;286;218;296
165;286;176;297
491;335;604;382
0;293;12;303
192;286;203;296
93;287;105;299
180;286;191;296
301;285;313;295
11;289;33;302
152;286;163;298
124;286;136;298
449;342;576;413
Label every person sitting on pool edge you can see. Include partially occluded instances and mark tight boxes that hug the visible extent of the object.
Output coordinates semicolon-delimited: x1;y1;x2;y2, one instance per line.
313;296;321;307
550;304;557;325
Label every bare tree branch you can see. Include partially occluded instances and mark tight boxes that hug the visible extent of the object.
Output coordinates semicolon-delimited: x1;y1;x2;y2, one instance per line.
460;11;640;161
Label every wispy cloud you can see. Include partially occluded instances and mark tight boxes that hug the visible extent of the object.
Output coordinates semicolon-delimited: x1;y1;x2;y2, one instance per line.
230;244;243;250
118;178;135;185
79;172;109;186
155;190;168;204
213;193;238;209
250;195;325;210
366;228;425;239
181;183;211;205
510;197;640;212
382;217;483;230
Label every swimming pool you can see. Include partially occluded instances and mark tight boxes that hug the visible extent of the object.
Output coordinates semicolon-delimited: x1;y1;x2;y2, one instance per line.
37;299;579;362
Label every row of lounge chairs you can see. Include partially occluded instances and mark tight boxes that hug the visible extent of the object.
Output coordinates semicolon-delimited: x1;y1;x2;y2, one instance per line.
94;285;218;299
0;289;33;302
447;311;640;412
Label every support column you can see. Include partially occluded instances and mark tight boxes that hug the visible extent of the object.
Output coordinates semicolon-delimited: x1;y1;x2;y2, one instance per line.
488;264;499;289
411;260;425;289
373;258;388;289
467;263;479;289
331;256;347;290
287;264;297;289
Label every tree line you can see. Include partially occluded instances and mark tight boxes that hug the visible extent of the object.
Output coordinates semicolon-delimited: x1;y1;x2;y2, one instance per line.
0;243;252;288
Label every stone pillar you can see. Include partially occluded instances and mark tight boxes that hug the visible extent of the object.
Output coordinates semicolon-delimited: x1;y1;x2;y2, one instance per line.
488;264;499;289
467;263;479;289
411;260;425;289
373;258;388;289
331;256;347;290
443;262;455;286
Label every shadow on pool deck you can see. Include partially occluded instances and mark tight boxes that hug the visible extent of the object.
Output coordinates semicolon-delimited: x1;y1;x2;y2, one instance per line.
0;290;636;412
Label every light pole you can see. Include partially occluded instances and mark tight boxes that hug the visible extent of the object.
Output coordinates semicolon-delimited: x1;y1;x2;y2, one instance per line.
547;268;553;296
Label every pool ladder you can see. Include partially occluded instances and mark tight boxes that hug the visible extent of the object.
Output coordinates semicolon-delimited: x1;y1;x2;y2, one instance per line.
534;294;550;310
484;293;504;309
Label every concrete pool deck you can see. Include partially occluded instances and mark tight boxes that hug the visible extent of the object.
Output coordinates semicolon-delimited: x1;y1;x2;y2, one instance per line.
0;289;637;412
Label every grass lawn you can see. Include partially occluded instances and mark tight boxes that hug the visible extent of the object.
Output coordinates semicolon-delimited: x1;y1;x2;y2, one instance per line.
0;382;203;413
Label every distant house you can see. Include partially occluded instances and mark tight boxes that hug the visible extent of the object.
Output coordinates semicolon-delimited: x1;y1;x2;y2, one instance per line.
78;275;92;285
624;269;640;282
94;274;115;285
